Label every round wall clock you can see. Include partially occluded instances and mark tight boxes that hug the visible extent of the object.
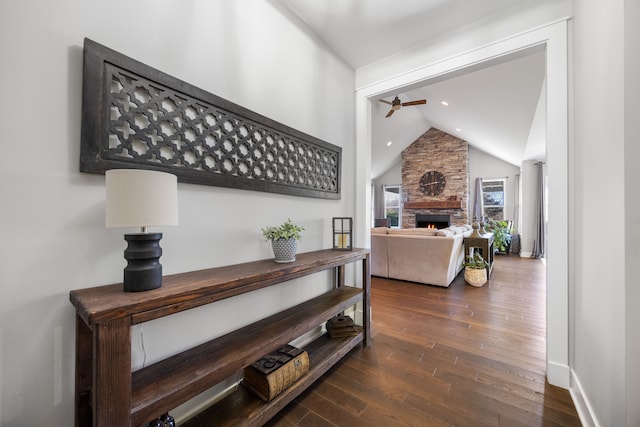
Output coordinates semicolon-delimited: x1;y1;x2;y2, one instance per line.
419;170;446;196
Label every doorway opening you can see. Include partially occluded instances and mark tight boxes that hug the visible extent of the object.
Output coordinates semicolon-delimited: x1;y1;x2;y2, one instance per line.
355;21;569;387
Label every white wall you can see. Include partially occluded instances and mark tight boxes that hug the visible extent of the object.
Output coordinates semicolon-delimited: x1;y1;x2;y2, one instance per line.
468;146;520;223
519;160;539;257
0;1;355;424
372;161;402;221
375;161;402;187
624;1;640;425
570;0;628;425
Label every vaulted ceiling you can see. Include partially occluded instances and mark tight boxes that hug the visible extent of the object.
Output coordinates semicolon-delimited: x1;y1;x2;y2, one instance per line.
277;0;548;178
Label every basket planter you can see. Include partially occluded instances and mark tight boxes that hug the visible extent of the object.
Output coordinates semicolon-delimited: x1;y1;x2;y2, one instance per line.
464;267;487;287
271;238;298;263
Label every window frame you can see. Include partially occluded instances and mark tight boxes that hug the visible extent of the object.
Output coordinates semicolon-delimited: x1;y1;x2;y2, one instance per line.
383;184;402;228
482;178;506;221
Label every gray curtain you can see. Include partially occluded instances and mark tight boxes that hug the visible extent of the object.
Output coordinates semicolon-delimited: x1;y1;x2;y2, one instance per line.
531;162;545;258
510;173;521;254
512;173;520;232
472;177;484;221
373;184;385;220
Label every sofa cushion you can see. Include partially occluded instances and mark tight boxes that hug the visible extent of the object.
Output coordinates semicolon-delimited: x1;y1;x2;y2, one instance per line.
416;228;440;236
371;227;388;235
437;229;454;237
387;228;439;236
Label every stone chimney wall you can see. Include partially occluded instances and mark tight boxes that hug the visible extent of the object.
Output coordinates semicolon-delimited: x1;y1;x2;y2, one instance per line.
402;128;469;227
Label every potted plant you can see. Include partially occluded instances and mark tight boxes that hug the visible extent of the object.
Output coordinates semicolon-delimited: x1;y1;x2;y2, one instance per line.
486;219;512;254
261;218;305;263
463;253;489;287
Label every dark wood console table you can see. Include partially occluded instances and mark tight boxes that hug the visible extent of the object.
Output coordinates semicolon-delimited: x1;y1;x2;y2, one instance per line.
70;248;370;427
463;232;495;276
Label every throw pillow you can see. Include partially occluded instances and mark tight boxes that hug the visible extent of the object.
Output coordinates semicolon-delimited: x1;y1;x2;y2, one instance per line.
437;229;454;237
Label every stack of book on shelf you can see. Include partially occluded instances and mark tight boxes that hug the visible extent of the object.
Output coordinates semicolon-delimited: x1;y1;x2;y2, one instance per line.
326;314;362;338
242;344;309;402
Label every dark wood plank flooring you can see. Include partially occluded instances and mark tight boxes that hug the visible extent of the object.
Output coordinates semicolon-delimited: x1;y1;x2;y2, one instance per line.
265;255;581;426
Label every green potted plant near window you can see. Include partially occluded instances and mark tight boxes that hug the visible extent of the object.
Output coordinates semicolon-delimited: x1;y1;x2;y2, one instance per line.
261;218;305;263
463;253;489;287
486;219;512;254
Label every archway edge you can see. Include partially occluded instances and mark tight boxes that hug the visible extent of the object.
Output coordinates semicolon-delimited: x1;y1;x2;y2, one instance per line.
354;19;569;388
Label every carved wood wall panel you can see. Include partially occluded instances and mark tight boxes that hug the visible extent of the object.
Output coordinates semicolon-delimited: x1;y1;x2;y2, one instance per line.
80;39;341;199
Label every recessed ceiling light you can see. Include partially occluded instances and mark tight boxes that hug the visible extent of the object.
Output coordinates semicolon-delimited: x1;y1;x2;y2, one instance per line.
441;101;449;106
456;128;461;132
386;141;393;146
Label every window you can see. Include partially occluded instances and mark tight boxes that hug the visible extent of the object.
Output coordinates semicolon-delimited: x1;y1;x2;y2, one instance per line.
482;179;505;220
383;185;402;227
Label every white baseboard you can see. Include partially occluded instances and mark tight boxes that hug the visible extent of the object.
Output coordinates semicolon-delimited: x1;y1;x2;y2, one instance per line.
570;370;600;427
174;378;241;424
520;251;533;258
547;360;570;388
353;305;363;326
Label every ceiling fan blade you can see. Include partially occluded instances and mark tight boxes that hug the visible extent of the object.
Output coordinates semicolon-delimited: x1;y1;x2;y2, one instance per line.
379;99;393;105
402;99;427;106
385;109;395;118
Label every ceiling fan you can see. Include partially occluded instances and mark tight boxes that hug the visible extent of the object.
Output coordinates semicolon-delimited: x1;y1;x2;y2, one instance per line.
379;95;427;118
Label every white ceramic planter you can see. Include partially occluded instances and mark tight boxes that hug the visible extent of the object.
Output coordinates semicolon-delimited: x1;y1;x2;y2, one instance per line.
271;238;298;263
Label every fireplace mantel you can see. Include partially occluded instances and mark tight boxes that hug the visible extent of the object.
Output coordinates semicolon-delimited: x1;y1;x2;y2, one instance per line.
404;200;463;210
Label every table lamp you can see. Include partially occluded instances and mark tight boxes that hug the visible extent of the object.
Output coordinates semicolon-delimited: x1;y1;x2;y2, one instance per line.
106;169;178;292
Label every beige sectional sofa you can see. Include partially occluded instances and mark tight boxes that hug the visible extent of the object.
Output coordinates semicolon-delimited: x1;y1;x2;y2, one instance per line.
371;225;473;287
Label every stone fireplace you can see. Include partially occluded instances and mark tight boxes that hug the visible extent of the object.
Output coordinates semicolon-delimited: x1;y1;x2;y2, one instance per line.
402;128;469;227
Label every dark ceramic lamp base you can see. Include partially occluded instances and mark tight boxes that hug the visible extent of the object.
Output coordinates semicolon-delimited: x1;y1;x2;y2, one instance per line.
123;233;163;292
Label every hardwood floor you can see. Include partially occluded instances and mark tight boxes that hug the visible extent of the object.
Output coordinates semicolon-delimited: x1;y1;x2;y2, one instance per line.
265;255;581;427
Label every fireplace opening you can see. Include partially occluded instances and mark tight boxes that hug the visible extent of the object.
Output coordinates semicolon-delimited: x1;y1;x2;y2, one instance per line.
416;214;450;229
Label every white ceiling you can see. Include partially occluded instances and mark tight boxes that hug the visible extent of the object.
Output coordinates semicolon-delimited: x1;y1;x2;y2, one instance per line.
277;0;548;178
278;0;531;69
372;49;546;177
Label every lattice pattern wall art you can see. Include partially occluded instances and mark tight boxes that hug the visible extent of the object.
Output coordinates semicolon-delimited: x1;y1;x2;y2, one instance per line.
80;39;342;199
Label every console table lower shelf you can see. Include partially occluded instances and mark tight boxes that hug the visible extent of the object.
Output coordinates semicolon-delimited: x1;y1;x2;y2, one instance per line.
129;286;363;425
182;333;362;426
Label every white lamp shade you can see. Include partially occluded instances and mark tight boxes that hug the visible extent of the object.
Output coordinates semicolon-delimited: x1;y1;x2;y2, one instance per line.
106;169;178;229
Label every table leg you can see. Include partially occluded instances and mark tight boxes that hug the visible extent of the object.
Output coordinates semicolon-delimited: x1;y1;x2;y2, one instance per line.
93;317;132;426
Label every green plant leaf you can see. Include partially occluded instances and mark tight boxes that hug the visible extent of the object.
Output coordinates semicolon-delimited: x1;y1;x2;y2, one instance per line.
261;218;305;241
